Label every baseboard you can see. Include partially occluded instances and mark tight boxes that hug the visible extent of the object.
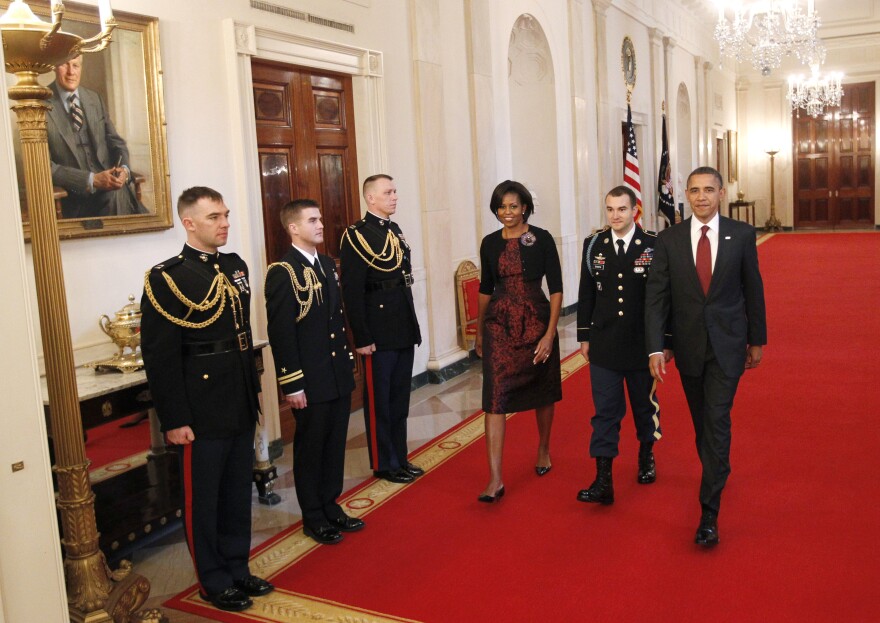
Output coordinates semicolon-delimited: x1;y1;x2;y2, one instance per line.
561;302;577;316
412;351;479;390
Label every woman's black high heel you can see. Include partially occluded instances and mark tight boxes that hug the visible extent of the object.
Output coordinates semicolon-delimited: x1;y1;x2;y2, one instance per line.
477;485;505;503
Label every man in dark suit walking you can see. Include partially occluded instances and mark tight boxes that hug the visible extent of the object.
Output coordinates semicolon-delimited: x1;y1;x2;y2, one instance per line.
645;166;766;547
47;55;145;218
576;186;665;506
339;174;423;484
265;199;363;545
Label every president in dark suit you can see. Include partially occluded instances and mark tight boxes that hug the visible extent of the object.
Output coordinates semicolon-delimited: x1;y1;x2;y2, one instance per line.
645;166;766;547
265;199;363;546
47;55;145;219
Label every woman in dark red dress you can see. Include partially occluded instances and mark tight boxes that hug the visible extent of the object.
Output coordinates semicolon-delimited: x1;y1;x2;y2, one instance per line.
475;180;563;502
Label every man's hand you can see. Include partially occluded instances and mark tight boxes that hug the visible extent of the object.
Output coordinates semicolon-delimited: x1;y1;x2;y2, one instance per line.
166;426;195;445
93;168;125;191
663;348;674;363
579;342;590;364
286;392;307;410
649;353;666;383
745;345;763;369
356;344;376;355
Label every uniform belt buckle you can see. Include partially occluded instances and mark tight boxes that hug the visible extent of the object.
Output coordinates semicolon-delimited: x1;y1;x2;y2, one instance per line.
403;273;414;287
237;332;248;351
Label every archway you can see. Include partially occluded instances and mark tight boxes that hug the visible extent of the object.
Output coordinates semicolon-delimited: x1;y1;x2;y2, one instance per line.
507;14;560;233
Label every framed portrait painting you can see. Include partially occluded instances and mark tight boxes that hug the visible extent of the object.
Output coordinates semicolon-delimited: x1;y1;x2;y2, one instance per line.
727;129;738;183
3;0;172;240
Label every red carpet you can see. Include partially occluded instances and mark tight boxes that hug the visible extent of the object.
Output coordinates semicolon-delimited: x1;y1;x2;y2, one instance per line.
167;232;880;623
85;415;150;475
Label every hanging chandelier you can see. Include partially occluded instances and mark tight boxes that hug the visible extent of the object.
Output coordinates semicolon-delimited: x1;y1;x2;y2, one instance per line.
788;63;844;117
714;0;824;76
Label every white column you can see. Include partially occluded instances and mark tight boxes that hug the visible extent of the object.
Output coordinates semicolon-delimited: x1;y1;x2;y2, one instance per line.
648;27;665;231
410;0;469;373
694;55;706;165
592;0;615;202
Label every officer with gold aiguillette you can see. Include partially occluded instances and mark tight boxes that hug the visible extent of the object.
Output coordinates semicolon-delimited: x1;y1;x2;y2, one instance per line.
140;187;273;613
265;199;362;546
339;174;423;485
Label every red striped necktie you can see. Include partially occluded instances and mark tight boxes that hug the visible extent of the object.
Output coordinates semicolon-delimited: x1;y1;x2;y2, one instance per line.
696;225;712;295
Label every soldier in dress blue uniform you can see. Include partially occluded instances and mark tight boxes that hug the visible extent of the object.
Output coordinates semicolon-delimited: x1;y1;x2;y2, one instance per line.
576;186;670;506
339;174;423;484
140;187;273;612
265;199;363;545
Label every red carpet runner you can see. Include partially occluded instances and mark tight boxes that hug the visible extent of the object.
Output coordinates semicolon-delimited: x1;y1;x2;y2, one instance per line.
167;232;880;623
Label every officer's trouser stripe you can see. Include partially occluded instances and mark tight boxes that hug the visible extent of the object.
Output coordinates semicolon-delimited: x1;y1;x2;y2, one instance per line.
364;355;380;471
648;378;662;440
181;444;206;594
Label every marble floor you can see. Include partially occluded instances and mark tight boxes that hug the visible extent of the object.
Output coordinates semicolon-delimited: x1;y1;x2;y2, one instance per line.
135;314;581;621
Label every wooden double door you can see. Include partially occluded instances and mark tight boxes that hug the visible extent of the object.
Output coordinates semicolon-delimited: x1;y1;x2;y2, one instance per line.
251;59;365;422
793;82;875;229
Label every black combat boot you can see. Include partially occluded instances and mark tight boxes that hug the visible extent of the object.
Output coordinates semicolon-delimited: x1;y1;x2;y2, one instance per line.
577;457;614;505
638;442;656;484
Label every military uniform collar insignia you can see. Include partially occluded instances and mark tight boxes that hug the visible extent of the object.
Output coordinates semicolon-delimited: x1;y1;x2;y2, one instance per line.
365;211;391;227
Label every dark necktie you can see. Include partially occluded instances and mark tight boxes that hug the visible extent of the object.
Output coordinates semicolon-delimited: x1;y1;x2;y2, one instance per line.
68;93;84;132
696;225;712;295
616;239;625;259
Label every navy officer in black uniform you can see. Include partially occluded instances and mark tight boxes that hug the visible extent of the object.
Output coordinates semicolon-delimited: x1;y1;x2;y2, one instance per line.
140;187;273;612
265;199;363;545
576;185;669;505
339;174;423;484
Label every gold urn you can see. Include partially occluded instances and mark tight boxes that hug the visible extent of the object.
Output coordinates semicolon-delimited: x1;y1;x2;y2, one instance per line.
90;295;144;373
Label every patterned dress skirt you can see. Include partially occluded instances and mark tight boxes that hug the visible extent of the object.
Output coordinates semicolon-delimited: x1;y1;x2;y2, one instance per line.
482;239;562;414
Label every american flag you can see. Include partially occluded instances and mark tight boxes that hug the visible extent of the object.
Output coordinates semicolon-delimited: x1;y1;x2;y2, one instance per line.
624;104;643;224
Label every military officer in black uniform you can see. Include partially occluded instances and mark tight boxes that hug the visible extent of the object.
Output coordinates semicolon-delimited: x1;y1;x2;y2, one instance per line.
265;199;363;545
339;174;423;484
140;187;273;612
576;186;669;506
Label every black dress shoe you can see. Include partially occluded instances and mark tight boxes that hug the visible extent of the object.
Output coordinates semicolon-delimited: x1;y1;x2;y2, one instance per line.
535;465;552;476
402;461;425;477
329;514;366;532
304;524;344;544
200;587;253;612
373;469;415;484
234;575;275;597
695;512;719;547
477;485;505;503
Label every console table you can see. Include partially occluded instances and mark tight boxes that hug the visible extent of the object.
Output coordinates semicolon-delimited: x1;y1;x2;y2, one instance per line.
728;199;756;226
41;342;274;563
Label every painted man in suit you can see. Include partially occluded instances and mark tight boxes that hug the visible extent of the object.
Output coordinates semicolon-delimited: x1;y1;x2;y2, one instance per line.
140;187;273;611
576;186;665;507
47;55;146;219
265;199;363;545
339;174;423;484
645;166;767;547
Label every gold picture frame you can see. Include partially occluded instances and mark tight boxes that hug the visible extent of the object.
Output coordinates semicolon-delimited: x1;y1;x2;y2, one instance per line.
727;129;738;183
4;0;171;240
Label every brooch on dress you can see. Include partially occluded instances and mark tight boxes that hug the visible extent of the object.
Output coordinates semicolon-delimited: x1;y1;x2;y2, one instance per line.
520;231;536;247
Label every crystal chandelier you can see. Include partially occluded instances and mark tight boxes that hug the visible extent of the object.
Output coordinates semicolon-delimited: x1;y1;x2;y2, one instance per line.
714;0;824;76
788;63;844;117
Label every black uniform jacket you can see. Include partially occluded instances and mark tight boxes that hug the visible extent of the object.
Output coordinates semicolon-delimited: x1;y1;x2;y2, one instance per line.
140;245;261;439
478;225;563;296
339;211;421;350
265;247;356;402
578;225;662;371
645;216;767;378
